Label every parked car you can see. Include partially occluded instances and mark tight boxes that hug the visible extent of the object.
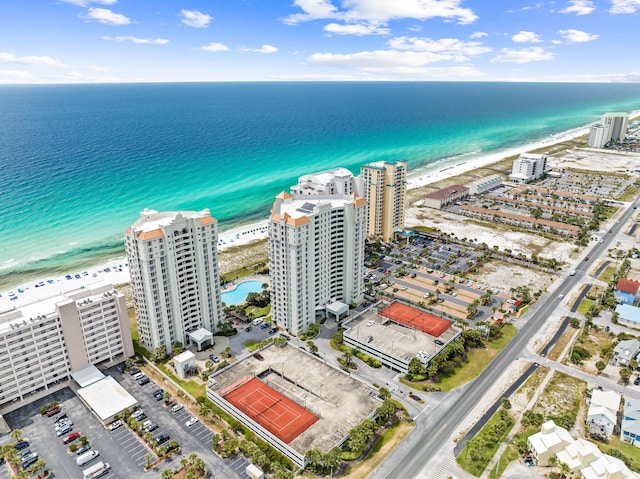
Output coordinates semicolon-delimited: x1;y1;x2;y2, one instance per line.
76;445;92;455
62;432;80;444
45;406;61;417
14;441;29;450
268;327;277;334
171;403;184;413
635;376;640;386
185;416;199;427
53;413;68;423
138;376;150;385
129;367;141;376
253;353;264;361
108;420;123;431
209;354;220;363
434;339;444;346
56;425;73;437
245;326;252;332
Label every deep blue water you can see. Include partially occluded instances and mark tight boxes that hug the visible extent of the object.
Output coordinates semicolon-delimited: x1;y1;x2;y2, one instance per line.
2;81;640;287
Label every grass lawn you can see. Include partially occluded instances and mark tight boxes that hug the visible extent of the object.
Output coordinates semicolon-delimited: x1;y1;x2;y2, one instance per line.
594;435;640;472
598;265;617;283
245;304;270;318
244;340;260;351
155;362;206;399
488;443;520;479
578;299;594;316
437;324;517;392
456;409;515;476
342;421;414;479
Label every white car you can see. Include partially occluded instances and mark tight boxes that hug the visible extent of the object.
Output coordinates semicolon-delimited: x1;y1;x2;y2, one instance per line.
171;403;183;413
185;416;199;427
108;420;123;431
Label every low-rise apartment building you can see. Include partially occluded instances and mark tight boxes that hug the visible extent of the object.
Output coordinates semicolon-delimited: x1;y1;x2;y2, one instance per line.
0;282;133;411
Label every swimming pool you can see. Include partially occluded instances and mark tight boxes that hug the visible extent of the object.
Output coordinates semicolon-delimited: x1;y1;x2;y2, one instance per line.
221;280;266;305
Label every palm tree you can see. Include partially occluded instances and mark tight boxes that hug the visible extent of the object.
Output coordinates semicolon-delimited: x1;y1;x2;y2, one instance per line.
144;453;152;467
341;350;353;368
9;428;22;442
161;468;174;479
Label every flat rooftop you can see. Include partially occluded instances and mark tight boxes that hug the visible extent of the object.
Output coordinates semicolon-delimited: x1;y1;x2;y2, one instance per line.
76;376;138;422
344;307;460;362
209;345;379;453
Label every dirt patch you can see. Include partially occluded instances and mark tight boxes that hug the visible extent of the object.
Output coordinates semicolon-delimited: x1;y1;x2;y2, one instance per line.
468;260;555;293
534;371;585;419
406;207;577;262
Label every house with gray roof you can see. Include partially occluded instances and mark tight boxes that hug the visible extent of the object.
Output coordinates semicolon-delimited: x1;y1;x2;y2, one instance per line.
612;339;640;367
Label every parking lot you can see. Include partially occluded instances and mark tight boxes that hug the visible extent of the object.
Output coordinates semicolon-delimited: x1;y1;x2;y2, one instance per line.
111;367;249;478
1;365;250;479
1;388;130;479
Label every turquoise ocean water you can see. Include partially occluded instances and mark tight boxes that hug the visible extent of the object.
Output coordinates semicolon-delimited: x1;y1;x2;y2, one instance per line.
2;82;640;288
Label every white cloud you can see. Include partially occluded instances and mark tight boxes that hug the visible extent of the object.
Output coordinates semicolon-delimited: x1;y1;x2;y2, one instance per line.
557;29;599;43
324;23;390;35
59;0;116;6
0;52;67;68
388;37;491;57
307;50;484;77
247;45;278;54
470;31;487;39
512;31;542;43
284;0;477;26
83;8;130;25
102;36;169;44
200;43;230;52
560;0;595;15
180;10;213;28
491;47;555;63
506;2;544;12
609;0;640;13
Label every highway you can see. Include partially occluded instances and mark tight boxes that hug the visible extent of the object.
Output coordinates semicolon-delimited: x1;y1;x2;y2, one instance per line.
371;199;638;479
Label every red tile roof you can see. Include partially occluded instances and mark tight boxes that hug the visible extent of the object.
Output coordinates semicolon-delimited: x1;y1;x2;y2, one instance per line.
616;278;640;295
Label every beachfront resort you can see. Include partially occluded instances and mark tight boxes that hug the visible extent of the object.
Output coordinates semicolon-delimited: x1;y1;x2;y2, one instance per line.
4;112;640;479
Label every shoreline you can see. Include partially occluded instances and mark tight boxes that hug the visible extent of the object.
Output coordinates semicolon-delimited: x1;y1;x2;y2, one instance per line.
2;111;639;300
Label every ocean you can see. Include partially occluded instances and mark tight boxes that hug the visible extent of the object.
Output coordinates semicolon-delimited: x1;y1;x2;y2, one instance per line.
2;81;640;288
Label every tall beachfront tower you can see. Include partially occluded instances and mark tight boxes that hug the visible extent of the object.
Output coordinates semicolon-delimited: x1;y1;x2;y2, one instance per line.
360;160;408;242
268;186;367;336
125;208;222;355
602;112;629;143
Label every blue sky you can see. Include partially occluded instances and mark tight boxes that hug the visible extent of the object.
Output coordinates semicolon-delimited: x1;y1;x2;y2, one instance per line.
0;0;638;83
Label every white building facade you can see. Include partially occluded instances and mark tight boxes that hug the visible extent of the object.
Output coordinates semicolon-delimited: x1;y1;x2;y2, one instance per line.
509;153;548;184
602;112;629;143
0;283;133;410
125;208;223;354
588;123;611;148
360;160;407;242
269;190;367;335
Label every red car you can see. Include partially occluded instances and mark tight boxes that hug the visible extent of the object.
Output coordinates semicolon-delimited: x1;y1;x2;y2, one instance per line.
62;432;80;444
45;406;61;417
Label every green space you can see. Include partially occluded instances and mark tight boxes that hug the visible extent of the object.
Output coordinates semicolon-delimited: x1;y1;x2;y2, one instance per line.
456;408;515;476
436;324;516;392
155;362;206;399
245;304;270;319
594;435;640;473
598;265;617;283
488;443;519;479
578;299;594;316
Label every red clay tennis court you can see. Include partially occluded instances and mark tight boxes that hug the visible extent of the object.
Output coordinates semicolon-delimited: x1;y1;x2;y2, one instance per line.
222;377;318;443
380;302;451;337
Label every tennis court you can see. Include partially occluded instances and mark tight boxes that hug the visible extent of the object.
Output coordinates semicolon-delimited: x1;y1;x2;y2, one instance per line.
380;302;451;337
223;377;318;443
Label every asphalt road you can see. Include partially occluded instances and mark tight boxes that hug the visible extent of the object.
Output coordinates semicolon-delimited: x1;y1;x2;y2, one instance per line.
371;200;638;479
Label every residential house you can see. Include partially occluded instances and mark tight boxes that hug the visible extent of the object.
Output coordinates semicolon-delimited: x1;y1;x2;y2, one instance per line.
587;390;620;437
622;398;640;447
528;420;574;466
615;279;640;305
615;304;640;329
612;339;640;366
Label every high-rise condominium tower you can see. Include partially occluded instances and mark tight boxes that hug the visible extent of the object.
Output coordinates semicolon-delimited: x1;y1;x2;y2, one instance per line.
269;170;367;335
125;208;222;354
360;160;407;242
